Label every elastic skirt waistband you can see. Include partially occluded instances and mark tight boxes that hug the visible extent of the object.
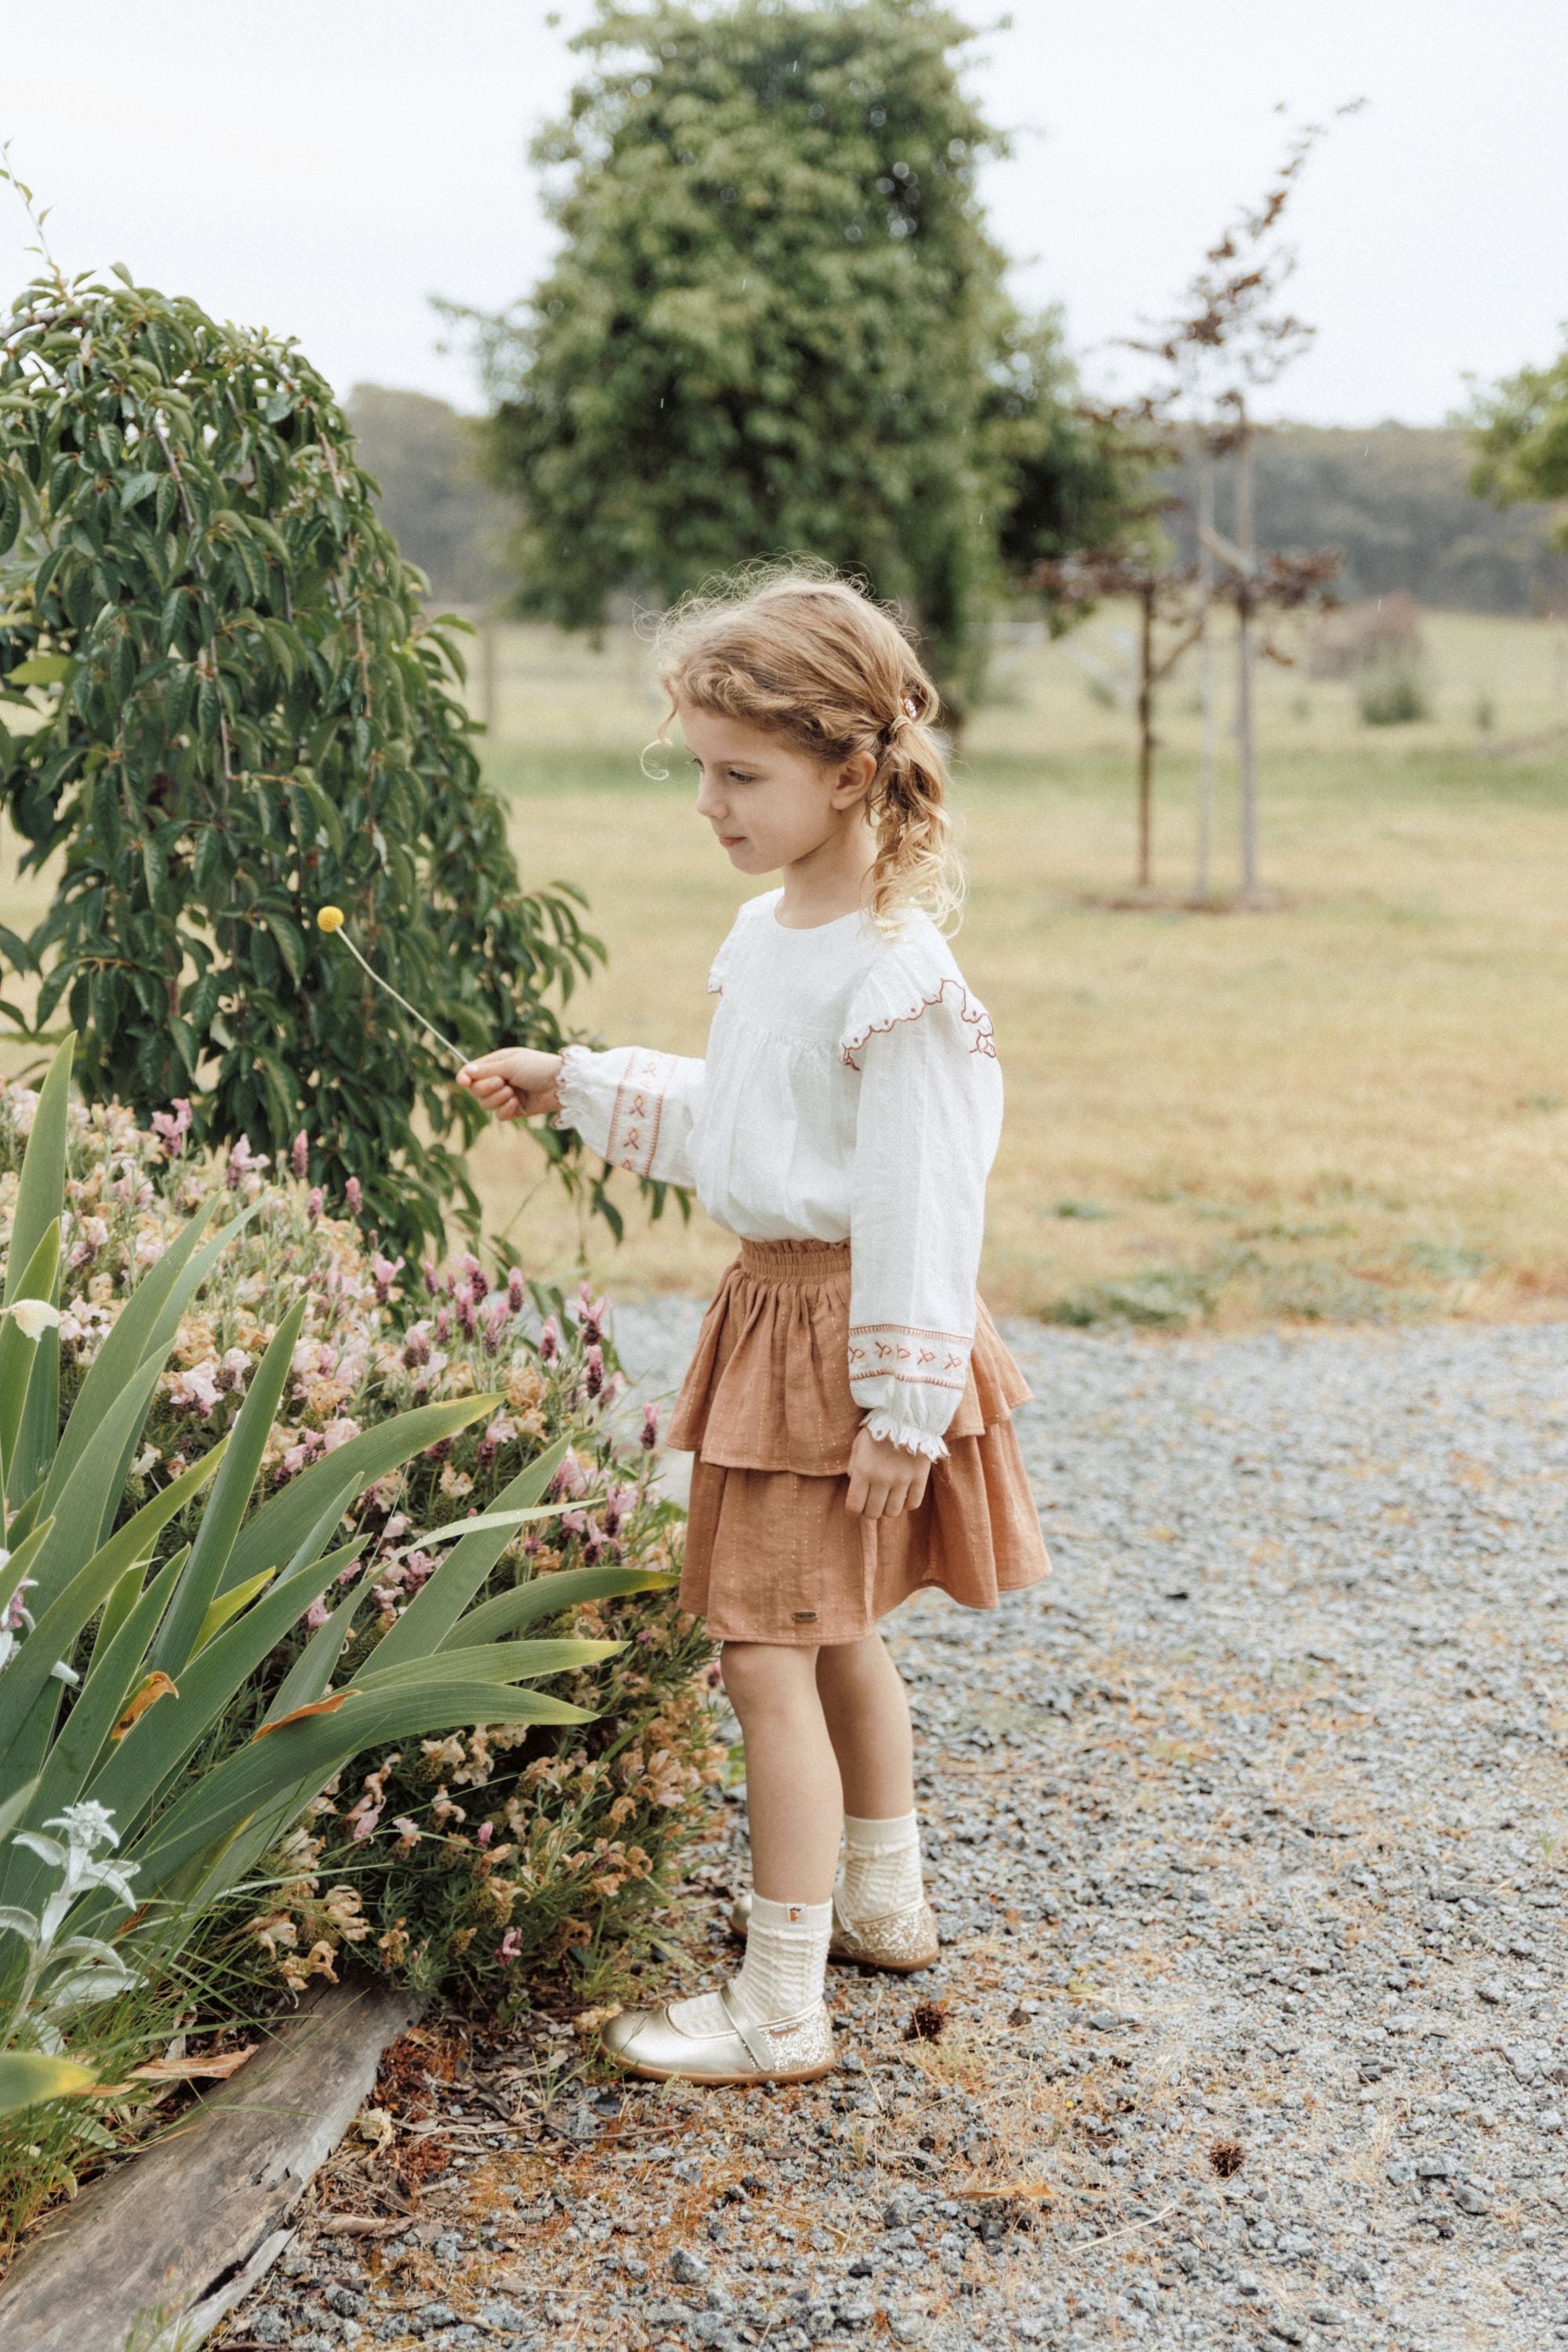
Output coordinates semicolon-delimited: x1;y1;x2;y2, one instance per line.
736;1237;851;1284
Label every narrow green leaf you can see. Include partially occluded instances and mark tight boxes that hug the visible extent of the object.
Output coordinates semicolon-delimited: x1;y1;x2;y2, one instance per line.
216;1395;496;1599
21;1547;190;1832
356;1637;621;1691
41;1192;240;1532
3;1355;169;1666
0;1780;42;1848
2;1033;73;1315
263;1546;371;1722
87;1482;358;1831
124;1685;594;1912
0;1221;62;1495
0;2052;96;2118
443;1562;679;1650
369;1433;571;1671
0;1442;222;1778
191;1566;274;1654
151;1297;306;1675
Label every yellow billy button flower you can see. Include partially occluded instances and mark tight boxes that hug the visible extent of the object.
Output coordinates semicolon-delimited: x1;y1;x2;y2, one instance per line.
314;906;465;1069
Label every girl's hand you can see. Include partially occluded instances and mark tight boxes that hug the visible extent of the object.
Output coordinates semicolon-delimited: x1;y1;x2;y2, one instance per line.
456;1047;564;1123
845;1425;931;1519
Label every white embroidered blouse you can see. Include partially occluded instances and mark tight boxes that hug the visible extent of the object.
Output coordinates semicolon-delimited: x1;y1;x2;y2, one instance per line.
553;887;1002;1461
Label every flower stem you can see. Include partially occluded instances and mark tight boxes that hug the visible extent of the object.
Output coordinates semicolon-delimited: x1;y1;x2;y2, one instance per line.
330;932;467;1070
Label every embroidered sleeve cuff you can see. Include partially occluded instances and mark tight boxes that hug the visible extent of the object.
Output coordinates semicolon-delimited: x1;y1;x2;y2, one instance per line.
551;1044;690;1179
862;1410;949;1461
550;1044;618;1160
848;1323;969;1457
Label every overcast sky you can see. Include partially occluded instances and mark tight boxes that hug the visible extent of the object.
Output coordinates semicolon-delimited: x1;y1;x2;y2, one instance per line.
3;0;1564;426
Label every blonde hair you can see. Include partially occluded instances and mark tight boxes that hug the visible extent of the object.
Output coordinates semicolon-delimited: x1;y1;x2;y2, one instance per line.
652;560;963;931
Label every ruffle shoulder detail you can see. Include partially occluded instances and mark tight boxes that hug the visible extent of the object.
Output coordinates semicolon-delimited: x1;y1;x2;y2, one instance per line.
706;887;779;996
838;927;996;1071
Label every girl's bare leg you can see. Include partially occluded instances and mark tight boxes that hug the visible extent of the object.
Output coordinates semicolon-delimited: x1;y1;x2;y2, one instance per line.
815;1632;916;1819
720;1640;843;1904
603;1642;841;2069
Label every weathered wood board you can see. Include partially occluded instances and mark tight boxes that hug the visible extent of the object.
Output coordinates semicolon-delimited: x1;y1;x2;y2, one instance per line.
0;1974;419;2352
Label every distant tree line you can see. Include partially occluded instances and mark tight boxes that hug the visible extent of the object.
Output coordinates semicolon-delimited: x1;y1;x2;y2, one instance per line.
1160;423;1568;616
347;391;1568;633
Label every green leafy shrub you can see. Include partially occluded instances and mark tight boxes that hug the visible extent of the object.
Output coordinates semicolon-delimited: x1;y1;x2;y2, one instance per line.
0;1051;720;2235
1357;649;1430;725
0;264;607;1257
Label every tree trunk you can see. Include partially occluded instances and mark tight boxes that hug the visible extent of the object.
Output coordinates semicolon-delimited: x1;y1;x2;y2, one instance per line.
1233;407;1259;898
481;615;499;737
1196;430;1217;900
1137;583;1155;888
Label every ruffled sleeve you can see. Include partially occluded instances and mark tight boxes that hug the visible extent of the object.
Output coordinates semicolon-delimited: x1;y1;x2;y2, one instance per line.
552;1045;705;1186
841;938;1002;1458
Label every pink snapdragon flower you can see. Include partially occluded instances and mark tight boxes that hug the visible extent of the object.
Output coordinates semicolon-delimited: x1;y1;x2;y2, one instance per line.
151;1098;192;1158
576;1279;608;1340
227;1134;269;1189
68;1214;110;1269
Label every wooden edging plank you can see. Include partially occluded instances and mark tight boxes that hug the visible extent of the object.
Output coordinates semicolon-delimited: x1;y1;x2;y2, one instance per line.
0;1974;419;2352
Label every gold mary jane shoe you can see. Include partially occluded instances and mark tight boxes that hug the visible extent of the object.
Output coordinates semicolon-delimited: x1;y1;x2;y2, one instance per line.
601;1984;836;2086
728;1889;940;1974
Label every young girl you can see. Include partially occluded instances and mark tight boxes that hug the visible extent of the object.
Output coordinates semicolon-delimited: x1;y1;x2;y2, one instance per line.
458;571;1049;2086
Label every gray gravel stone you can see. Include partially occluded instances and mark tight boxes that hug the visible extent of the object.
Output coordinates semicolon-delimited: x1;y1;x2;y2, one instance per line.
219;1315;1568;2352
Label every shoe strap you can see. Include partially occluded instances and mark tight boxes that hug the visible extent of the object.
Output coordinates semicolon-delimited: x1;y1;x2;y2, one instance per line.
719;1981;776;2072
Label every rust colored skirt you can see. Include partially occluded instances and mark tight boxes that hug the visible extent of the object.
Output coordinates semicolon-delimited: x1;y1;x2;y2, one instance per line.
666;1238;1051;1646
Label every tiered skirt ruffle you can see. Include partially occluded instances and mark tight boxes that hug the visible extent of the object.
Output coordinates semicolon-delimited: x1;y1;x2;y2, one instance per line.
667;1238;1051;1644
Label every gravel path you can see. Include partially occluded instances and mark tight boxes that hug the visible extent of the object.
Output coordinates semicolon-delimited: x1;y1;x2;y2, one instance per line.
222;1314;1568;2352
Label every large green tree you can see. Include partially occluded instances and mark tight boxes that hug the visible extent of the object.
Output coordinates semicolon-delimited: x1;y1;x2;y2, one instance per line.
0;266;607;1256
1466;340;1568;539
466;0;1125;713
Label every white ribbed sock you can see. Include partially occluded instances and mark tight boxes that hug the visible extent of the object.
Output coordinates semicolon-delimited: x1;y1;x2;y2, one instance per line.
731;1895;832;2024
838;1812;924;1922
668;1896;832;2037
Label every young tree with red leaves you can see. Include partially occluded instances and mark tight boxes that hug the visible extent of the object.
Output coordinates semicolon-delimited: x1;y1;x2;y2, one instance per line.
1128;104;1363;898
